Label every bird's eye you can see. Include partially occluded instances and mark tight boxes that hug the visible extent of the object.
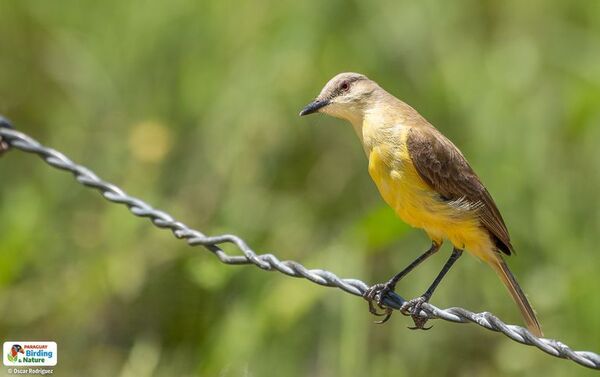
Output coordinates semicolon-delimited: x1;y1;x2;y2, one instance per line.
340;81;350;91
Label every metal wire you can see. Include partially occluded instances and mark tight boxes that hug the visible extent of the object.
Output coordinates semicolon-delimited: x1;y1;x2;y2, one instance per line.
1;120;599;370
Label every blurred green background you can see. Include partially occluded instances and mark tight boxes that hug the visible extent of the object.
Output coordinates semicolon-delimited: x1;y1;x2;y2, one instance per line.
1;0;599;376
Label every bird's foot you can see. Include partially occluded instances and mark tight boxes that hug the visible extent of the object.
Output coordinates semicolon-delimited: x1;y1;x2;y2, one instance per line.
400;295;432;330
363;282;396;324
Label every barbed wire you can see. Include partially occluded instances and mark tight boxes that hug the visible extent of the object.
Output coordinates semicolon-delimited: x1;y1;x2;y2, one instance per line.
1;119;599;370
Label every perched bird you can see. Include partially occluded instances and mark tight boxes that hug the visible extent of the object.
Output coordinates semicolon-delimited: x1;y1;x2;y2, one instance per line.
299;72;542;336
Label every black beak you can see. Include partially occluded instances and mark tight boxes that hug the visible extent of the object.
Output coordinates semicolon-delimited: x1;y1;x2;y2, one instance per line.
299;99;329;116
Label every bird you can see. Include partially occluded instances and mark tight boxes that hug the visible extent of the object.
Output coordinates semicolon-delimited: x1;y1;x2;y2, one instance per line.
299;72;542;336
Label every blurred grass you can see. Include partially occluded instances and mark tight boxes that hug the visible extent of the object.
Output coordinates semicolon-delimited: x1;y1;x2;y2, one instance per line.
1;0;600;376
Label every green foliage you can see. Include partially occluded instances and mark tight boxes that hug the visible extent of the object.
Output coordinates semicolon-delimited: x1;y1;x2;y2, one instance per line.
1;0;600;376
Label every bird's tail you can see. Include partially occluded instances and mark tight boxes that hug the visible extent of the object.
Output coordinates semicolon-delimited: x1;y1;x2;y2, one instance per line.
489;255;543;337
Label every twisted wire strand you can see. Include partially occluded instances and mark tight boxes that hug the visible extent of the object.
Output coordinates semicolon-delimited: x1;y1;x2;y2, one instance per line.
1;121;599;370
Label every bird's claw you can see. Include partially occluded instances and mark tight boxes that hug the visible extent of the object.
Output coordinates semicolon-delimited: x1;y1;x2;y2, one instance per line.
400;295;432;330
363;282;395;324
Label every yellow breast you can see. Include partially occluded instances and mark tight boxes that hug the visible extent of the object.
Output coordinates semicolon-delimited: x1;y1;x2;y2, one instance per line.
366;127;493;258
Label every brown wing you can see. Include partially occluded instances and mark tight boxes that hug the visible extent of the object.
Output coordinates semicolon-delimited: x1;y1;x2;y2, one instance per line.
406;126;514;255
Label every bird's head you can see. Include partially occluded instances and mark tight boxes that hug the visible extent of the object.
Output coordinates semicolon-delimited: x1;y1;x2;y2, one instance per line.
299;72;381;123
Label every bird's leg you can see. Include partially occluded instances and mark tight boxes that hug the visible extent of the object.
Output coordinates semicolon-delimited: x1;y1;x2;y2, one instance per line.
401;247;463;330
363;241;441;323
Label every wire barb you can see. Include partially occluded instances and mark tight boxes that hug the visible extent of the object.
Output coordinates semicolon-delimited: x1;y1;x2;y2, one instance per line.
1;124;599;370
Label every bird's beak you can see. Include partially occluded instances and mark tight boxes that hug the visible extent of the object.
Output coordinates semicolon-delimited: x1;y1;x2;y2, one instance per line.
299;99;329;116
